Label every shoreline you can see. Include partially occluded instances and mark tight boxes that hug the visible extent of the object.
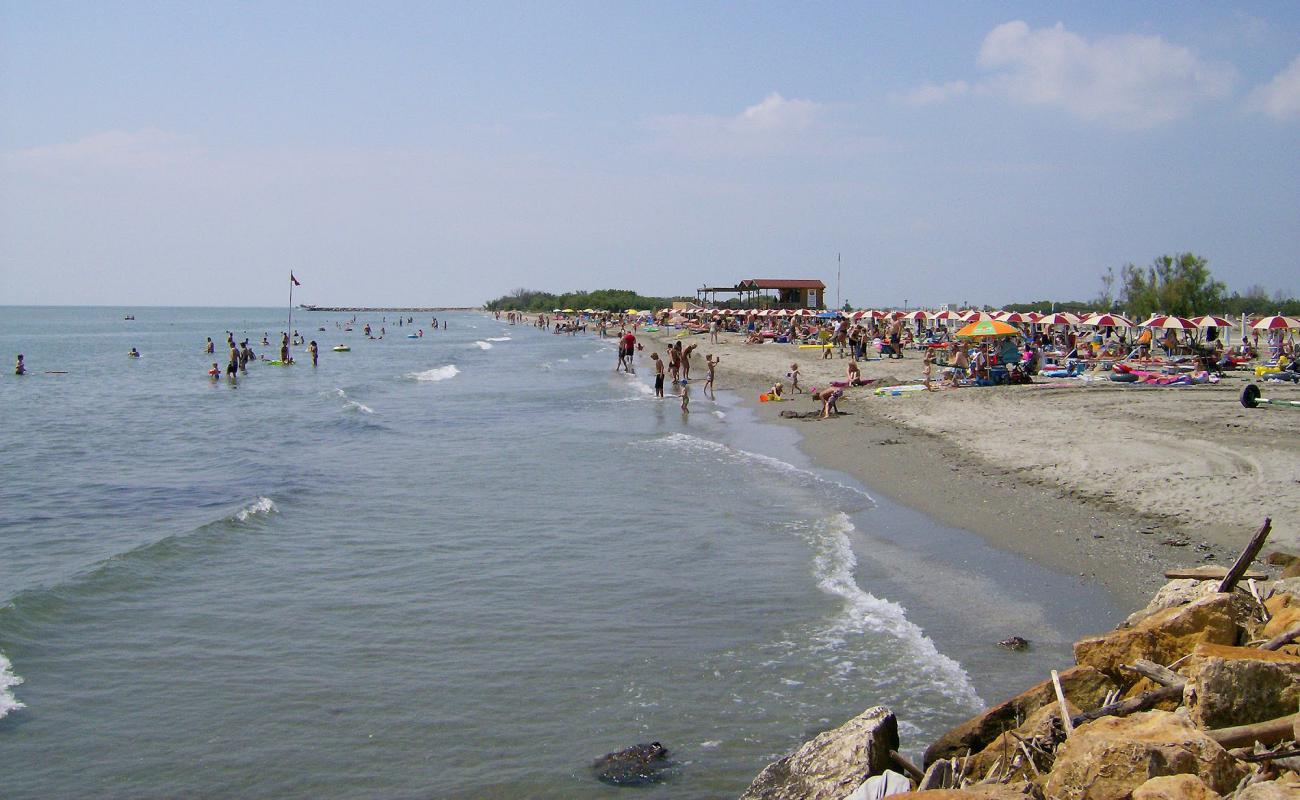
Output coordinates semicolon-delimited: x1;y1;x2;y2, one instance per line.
630;326;1295;613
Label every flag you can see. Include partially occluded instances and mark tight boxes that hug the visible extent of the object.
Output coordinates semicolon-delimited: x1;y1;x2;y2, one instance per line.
290;272;301;286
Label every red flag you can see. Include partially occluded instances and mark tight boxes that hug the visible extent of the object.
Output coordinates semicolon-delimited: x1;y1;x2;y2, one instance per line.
290;272;301;286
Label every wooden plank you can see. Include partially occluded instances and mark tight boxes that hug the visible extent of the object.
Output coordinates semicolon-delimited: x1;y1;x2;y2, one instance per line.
1164;565;1267;581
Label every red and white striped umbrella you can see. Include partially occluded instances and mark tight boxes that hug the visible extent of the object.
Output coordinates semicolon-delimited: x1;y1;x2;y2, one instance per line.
1191;315;1232;328
1251;315;1300;330
930;310;960;321
1080;313;1134;328
961;310;998;322
1036;313;1077;326
1023;311;1043;323
902;310;928;321
1140;315;1197;330
995;311;1027;323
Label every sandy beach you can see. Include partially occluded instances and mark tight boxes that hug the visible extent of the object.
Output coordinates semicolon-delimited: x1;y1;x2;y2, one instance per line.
635;326;1300;610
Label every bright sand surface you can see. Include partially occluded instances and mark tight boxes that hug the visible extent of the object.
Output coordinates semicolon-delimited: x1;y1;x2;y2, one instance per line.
636;327;1300;610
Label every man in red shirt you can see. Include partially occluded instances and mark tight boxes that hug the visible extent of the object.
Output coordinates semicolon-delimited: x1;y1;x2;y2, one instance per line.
619;331;637;373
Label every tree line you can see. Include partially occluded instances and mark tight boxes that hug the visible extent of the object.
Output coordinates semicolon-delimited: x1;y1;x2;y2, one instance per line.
483;288;687;313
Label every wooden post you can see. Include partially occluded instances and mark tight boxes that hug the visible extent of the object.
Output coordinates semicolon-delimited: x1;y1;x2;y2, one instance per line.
1051;670;1074;737
1217;518;1272;593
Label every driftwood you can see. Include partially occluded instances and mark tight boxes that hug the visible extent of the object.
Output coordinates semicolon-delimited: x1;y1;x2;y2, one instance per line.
1205;712;1300;749
1164;565;1267;581
1051;670;1074;737
1217;518;1272;593
890;749;925;783
1122;659;1184;687
1262;624;1300;651
1230;747;1300;763
1071;684;1185;727
918;758;957;791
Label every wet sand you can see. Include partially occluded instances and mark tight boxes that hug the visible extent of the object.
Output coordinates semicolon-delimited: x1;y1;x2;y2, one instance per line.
636;327;1298;611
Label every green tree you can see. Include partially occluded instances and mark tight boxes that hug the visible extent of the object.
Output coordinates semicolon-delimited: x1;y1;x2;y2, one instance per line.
1118;253;1225;319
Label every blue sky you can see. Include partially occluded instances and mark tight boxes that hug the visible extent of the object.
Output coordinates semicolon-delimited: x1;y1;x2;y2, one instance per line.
2;2;1297;308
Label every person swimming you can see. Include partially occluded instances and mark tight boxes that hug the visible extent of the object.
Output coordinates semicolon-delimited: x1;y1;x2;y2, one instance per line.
128;347;140;358
15;354;25;375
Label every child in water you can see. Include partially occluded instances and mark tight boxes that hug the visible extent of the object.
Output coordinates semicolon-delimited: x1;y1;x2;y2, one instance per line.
15;354;25;375
128;347;140;358
208;362;220;379
704;354;720;399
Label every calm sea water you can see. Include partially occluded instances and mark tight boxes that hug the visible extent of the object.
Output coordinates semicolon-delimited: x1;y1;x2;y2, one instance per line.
0;307;1119;799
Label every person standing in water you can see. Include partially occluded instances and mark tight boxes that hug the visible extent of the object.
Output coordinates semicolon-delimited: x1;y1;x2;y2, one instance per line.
308;340;319;366
226;343;239;380
128;347;141;358
280;333;290;364
650;352;665;397
704;354;719;399
15;354;25;375
205;337;215;354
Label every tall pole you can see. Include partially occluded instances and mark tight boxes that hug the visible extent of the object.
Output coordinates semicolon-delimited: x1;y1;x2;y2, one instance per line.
836;252;841;311
287;272;294;341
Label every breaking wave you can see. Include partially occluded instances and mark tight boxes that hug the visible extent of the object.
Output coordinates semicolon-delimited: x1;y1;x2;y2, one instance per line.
0;651;23;720
408;365;460;382
473;341;493;350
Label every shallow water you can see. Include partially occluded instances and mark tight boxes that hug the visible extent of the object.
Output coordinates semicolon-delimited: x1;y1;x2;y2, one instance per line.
0;307;1119;798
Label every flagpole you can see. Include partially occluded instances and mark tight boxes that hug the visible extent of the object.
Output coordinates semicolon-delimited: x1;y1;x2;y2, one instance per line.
287;272;294;343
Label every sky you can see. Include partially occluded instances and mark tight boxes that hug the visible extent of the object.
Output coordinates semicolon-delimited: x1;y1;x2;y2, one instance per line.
2;1;1298;309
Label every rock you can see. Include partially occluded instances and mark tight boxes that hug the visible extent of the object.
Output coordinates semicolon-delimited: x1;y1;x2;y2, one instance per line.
1074;593;1254;687
740;706;898;800
1040;710;1247;800
923;666;1115;766
1284;562;1300;579
1262;591;1300;642
891;784;1037;799
1265;551;1298;567
591;742;671;786
997;636;1030;651
1234;777;1300;800
1123;580;1222;628
1181;644;1300;729
1130;774;1222;800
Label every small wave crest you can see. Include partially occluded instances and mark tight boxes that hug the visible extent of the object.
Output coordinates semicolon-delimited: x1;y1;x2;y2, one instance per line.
809;512;981;708
344;400;375;414
408;365;460;382
473;341;493;350
0;651;24;720
486;336;511;342
234;496;277;522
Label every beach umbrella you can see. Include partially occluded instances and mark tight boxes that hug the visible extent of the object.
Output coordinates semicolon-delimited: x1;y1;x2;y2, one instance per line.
994;311;1027;323
902;310;928;321
956;319;1019;338
1252;315;1300;330
1191;315;1231;328
931;310;959;321
625;308;639;314
1140;315;1196;330
1080;313;1134;328
960;311;998;322
562;308;574;313
1023;311;1043;323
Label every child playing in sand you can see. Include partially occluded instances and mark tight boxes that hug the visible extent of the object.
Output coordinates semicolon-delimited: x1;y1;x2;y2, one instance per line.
704;354;719;399
788;362;802;393
768;381;784;400
650;352;665;397
923;348;935;391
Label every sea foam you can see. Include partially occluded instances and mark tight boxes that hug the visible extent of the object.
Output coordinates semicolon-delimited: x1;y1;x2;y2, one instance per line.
235;497;277;522
810;512;981;708
408;365;460;382
473;341;493;350
0;651;24;720
650;433;872;503
486;336;511;342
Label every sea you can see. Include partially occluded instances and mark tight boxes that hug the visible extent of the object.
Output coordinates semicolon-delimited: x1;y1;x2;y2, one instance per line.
0;307;1121;799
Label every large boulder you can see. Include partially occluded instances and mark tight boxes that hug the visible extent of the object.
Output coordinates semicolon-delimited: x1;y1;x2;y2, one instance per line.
1181;643;1300;729
739;706;899;800
1073;594;1254;687
923;667;1115;766
1234;777;1300;800
1262;589;1300;640
1040;710;1246;800
590;742;671;785
1124;580;1223;628
1130;774;1222;800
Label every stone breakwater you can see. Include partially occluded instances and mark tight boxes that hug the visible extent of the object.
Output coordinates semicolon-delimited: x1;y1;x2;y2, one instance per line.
738;555;1300;800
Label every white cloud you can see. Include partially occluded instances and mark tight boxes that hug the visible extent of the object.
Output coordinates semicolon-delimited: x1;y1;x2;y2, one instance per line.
905;20;1235;129
647;92;830;155
1;129;203;172
901;80;970;107
1246;55;1300;120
